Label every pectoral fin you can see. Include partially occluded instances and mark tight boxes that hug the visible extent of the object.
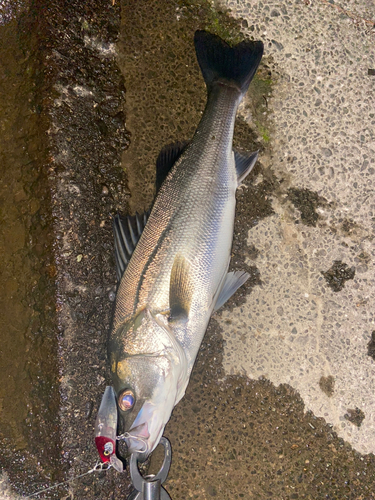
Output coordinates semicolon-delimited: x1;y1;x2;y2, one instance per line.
169;254;193;322
235;150;259;185
214;271;250;312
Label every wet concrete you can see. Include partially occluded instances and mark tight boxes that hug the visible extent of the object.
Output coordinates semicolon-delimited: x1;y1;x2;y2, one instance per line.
0;1;61;493
321;260;356;292
1;0;131;497
117;0;262;214
1;0;375;498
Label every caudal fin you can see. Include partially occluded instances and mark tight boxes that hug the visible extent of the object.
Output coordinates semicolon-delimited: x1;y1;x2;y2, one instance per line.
194;30;263;95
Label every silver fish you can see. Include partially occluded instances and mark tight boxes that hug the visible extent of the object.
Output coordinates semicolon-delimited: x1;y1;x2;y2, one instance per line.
108;30;263;460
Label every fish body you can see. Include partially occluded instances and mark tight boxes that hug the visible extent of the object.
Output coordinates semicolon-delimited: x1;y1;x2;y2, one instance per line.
108;30;263;460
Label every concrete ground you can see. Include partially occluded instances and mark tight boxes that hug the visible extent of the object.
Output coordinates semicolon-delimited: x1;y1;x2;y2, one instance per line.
1;0;375;499
218;0;375;456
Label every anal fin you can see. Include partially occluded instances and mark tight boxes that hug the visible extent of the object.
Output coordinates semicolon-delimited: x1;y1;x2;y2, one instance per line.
214;271;250;312
235;150;259;185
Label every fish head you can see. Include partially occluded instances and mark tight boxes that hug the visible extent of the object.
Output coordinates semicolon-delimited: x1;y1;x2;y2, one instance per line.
109;308;186;461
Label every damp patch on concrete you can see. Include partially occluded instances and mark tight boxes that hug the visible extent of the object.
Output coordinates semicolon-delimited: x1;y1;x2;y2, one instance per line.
162;322;375;499
344;408;365;428
321;260;356;292
287;187;327;227
116;0;276;213
319;376;335;398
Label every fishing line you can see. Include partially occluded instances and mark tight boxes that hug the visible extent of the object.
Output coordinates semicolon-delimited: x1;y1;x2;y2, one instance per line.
24;462;111;498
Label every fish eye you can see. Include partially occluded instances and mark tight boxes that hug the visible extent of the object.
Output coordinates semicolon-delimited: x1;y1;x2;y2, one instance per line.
118;389;135;411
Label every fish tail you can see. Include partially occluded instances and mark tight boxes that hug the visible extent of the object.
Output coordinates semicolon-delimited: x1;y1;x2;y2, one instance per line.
194;30;263;96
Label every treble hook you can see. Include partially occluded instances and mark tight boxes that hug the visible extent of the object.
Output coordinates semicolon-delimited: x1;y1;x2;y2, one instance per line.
126;437;172;500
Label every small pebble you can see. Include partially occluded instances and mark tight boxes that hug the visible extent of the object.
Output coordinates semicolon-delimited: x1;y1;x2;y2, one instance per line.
101;185;109;196
85;401;94;420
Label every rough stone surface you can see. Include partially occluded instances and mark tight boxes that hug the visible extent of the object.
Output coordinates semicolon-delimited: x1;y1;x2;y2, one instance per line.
218;0;375;456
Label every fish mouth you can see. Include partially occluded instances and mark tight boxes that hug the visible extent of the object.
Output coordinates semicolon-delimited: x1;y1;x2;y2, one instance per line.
123;422;151;461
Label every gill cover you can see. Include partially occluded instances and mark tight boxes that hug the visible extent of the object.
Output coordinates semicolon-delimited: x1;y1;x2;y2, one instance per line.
111;307;188;460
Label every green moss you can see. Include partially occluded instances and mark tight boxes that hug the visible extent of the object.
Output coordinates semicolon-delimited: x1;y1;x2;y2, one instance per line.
253;74;272;88
247;63;275;143
177;0;245;44
204;6;244;44
256;121;270;143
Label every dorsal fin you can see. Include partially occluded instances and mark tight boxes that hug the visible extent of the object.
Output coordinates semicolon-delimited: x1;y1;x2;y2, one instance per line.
113;212;149;282
169;254;193;322
235;150;259;185
156;141;189;192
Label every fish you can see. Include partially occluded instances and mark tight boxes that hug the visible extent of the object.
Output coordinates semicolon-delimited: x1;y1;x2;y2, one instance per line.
108;30;264;461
